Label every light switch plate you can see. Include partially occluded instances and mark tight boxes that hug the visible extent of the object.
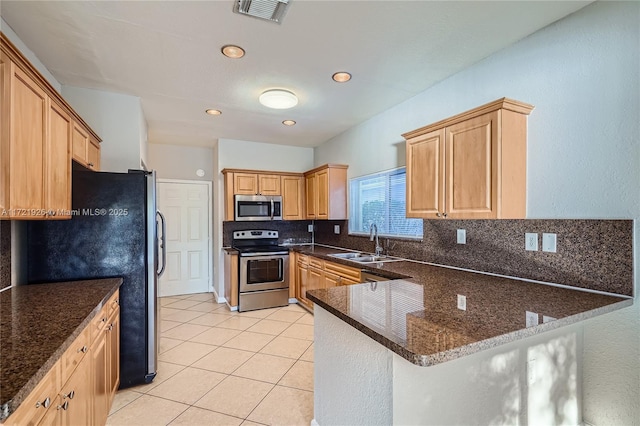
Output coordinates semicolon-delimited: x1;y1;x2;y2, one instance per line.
457;229;466;244
542;233;557;253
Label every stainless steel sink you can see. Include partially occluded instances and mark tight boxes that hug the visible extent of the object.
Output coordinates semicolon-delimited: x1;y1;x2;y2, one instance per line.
329;253;402;263
329;252;364;259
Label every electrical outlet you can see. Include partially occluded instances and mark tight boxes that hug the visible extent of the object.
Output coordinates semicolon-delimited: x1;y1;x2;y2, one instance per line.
457;294;467;311
334;225;340;234
307;224;314;233
542;233;557;253
542;315;557;323
525;311;539;327
525;233;538;251
457;229;466;244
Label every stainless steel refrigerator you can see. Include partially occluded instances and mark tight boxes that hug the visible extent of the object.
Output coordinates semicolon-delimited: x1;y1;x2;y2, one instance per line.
26;168;166;389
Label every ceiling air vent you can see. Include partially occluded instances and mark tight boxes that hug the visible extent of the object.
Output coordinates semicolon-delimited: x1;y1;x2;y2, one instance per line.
233;0;290;24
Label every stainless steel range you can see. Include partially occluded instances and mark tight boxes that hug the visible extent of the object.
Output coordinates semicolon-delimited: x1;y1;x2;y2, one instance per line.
232;230;290;312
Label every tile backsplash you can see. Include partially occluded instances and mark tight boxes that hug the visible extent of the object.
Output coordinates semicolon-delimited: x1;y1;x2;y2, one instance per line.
1;221;10;289
222;220;313;247
314;219;633;297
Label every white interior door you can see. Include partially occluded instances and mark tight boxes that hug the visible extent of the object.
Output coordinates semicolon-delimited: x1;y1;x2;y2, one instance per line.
157;180;211;297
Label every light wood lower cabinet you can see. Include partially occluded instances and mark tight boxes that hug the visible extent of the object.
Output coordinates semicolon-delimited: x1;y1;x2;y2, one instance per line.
223;250;239;308
295;254;362;310
3;290;120;426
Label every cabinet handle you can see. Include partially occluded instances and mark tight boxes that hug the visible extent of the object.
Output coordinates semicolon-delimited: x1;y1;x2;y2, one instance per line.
101;317;107;323
107;324;113;331
436;212;442;218
63;390;75;400
57;401;69;411
88;162;94;167
35;397;51;408
443;212;448;218
77;345;88;353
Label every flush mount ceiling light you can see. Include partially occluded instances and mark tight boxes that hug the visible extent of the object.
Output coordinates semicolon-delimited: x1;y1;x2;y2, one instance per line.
282;120;296;126
332;72;352;83
259;89;298;109
234;0;290;24
221;45;245;59
205;109;222;115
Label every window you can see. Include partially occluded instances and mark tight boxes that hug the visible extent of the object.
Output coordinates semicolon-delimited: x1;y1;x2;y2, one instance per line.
349;167;423;238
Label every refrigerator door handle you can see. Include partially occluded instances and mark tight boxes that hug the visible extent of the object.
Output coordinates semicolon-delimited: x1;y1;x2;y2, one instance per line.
156;210;167;277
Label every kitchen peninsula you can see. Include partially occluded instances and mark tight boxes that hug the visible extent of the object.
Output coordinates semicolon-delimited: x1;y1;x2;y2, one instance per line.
304;247;632;425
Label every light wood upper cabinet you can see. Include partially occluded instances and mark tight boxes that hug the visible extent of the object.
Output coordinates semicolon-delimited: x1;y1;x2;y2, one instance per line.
1;33;102;220
403;98;533;219
233;172;281;195
222;169;303;221
47;100;72;218
72;122;100;171
304;164;348;220
282;175;304;220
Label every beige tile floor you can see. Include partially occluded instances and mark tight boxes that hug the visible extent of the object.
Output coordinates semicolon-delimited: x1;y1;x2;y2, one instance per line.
106;293;314;426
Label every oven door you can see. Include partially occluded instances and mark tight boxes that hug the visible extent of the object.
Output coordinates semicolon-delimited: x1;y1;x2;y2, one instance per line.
239;254;289;293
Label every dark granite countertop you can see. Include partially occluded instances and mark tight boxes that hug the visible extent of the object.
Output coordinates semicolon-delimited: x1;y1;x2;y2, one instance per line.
0;278;123;420
295;244;633;366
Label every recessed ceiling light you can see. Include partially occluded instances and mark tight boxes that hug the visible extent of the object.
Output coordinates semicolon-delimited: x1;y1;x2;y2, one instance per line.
259;89;298;109
221;45;245;59
332;72;352;83
205;109;222;115
282;120;296;126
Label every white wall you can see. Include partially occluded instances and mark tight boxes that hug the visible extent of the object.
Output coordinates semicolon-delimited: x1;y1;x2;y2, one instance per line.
212;139;314;297
1;18;62;93
62;86;147;173
148;144;214;181
315;2;639;424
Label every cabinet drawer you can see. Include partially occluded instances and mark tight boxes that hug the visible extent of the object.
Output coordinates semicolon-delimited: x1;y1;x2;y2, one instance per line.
309;257;323;269
297;254;309;266
324;260;361;282
106;290;120;319
3;362;59;426
60;325;90;382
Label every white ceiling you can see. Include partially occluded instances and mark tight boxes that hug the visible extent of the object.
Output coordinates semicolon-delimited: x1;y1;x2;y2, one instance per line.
1;1;591;148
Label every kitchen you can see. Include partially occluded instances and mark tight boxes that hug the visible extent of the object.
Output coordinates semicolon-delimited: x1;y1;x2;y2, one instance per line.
1;1;639;426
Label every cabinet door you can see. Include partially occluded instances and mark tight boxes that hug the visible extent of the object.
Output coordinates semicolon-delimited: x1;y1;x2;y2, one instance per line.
58;355;92;426
297;263;311;310
1;52;9;214
305;173;317;219
107;307;120;402
91;328;109;426
87;138;100;170
2;362;59;426
234;173;258;195
223;251;239;308
9;63;47;213
406;129;445;218
71;123;88;165
46;100;71;217
445;111;498;219
308;266;324;291
316;169;329;219
324;272;341;288
258;174;281;195
282;175;304;220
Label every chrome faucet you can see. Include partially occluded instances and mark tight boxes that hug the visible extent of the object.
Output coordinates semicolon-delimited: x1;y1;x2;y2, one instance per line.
369;223;383;257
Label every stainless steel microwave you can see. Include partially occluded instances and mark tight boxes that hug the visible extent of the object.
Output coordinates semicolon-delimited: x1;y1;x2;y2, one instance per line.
235;195;283;221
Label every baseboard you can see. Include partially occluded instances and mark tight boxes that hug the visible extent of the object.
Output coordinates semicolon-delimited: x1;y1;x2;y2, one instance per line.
310;418;319;426
288;298;298;304
212;288;226;304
